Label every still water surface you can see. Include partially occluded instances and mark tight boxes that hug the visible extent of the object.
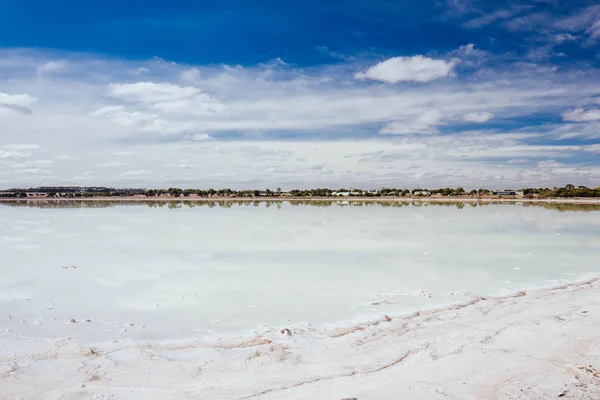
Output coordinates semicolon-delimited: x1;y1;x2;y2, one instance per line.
1;200;599;341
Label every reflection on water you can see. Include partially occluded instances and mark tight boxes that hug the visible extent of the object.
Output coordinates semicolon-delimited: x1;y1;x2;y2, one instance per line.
1;199;600;211
0;200;599;342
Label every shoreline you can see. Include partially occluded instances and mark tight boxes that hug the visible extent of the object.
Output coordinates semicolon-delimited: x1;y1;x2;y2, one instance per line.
3;277;600;399
2;195;600;204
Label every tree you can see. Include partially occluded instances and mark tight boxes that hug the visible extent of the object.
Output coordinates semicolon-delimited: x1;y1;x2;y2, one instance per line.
452;187;465;196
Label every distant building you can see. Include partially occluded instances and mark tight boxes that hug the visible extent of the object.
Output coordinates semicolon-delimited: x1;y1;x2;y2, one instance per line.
332;191;363;196
493;191;517;196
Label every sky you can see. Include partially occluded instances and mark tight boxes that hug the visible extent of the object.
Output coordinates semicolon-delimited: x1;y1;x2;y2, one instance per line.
0;0;600;189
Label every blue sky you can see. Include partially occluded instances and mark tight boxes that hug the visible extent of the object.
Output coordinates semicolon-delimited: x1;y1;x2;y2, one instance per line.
0;0;599;188
1;0;597;66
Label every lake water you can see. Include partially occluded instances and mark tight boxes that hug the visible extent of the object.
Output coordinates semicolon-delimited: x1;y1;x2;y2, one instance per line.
1;200;599;341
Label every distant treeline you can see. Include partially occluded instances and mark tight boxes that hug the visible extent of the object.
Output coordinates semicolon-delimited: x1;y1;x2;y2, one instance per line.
1;184;599;198
0;186;145;198
521;185;600;198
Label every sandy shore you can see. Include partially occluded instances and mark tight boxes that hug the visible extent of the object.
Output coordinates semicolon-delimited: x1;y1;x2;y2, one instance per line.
2;279;599;399
1;195;600;204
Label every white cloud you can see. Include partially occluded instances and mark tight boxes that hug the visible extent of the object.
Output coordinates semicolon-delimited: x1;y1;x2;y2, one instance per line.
180;68;201;82
552;33;578;43
16;45;586;139
2;144;42;151
92;106;158;127
0;93;37;115
562;108;600;122
0;150;30;159
506;5;600;45
16;159;55;167
106;82;224;115
14;168;51;174
118;169;152;177
583;144;600;154
355;56;455;83
185;133;212;141
54;154;79;161
315;46;351;61
536;160;564;169
133;67;150;75
379;109;443;135
92;82;225;133
463;112;494;123
463;9;515;28
108;82;197;103
507;158;529;164
37;60;68;75
544;122;600;140
72;171;97;181
588;20;600;40
37;159;55;166
97;161;129;168
1;47;600;188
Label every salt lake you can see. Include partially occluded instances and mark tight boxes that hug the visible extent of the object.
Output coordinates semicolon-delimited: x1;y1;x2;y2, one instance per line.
1;200;599;342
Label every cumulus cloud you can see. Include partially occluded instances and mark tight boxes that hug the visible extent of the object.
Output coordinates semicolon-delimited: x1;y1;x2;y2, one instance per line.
552;33;578;43
1;47;600;188
379;109;443;135
588;20;600;40
91;82;225;133
0;150;30;159
14;168;51;174
355;56;455;83
0;103;33;115
29;159;55;166
536;160;564;169
92;106;159;128
2;144;42;151
506;4;600;45
118;169;152;177
463;112;494;123
315;46;351;61
25;44;590;140
72;171;98;181
562;108;600;122
0;93;37;115
184;133;212;141
97;161;129;168
583;144;600;154
54;154;79;160
37;60;68;75
106;82;224;115
463;9;516;29
507;158;529;164
180;68;201;82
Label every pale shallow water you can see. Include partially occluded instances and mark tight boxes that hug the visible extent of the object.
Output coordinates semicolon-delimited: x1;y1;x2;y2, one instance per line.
0;200;599;342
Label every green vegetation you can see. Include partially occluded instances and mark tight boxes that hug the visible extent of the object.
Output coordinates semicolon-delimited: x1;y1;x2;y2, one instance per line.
522;184;600;198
